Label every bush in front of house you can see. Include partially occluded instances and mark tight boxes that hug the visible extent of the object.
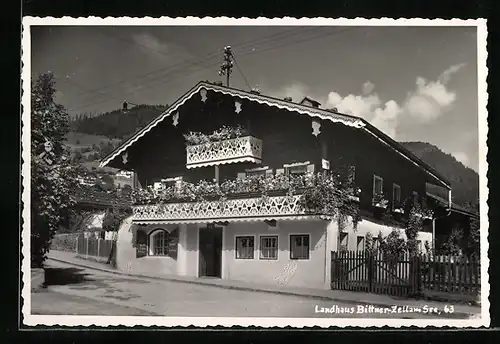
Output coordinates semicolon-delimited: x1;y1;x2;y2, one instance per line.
50;233;80;252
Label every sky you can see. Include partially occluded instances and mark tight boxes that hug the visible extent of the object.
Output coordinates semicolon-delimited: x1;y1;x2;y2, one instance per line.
30;25;479;171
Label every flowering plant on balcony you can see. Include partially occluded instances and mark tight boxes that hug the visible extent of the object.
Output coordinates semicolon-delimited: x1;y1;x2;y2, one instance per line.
372;192;389;209
183;125;248;145
299;173;361;230
131;171;360;230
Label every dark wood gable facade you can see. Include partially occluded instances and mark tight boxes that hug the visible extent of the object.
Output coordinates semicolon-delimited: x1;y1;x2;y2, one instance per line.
102;82;450;220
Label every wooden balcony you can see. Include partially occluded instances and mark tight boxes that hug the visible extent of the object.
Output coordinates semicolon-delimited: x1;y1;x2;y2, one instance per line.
186;135;262;169
132;193;306;223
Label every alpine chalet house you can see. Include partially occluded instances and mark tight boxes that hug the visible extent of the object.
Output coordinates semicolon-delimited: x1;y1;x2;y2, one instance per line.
99;80;451;289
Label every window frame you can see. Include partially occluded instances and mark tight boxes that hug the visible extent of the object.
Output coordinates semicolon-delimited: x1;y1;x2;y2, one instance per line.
148;229;171;257
373;174;384;197
412;191;419;206
235;235;255;260
289;234;311;260
339;232;349;251
283;161;313;175
356;236;365;251
392;183;402;209
259;235;279;260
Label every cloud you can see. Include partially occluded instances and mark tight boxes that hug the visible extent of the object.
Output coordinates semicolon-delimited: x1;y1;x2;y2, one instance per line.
403;63;465;123
131;33;169;57
439;63;467;84
362;81;375;95
267;63;465;140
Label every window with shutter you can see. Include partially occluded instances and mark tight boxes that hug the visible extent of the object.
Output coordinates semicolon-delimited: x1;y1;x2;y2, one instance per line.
136;230;148;258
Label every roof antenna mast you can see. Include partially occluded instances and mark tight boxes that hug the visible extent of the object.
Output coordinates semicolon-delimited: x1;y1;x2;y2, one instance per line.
218;46;233;87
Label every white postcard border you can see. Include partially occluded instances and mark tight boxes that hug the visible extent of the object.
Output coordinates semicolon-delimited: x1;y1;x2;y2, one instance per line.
21;16;490;328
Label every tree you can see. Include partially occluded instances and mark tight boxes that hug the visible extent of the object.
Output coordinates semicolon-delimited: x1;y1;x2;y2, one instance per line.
31;73;82;267
467;217;480;257
102;205;132;232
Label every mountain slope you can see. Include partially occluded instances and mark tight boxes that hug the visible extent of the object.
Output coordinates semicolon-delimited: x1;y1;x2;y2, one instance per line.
400;141;479;209
71;104;168;139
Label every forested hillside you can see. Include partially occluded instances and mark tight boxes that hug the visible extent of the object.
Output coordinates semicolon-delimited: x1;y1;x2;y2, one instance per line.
70;104;168;140
400;141;479;210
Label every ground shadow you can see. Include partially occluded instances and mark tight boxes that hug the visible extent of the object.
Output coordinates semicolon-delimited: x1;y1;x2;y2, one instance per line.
43;267;96;287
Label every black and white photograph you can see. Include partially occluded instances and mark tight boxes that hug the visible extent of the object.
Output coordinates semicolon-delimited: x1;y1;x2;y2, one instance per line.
21;17;489;328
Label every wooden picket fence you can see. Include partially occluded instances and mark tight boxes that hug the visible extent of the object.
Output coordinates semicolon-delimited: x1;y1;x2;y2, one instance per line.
331;250;480;298
76;234;116;264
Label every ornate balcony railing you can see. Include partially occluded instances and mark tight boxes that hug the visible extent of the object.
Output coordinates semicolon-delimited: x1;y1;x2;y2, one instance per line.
186;135;262;169
132;194;305;223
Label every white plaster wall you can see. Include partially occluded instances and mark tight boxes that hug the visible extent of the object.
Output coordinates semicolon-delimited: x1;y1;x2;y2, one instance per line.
115;217;183;276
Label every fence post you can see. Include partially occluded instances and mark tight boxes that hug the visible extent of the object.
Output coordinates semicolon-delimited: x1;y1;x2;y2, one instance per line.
86;237;89;259
97;238;101;261
75;235;78;253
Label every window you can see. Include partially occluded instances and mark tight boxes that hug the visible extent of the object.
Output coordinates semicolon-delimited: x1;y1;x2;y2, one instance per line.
392;183;401;208
339;232;349;251
290;234;310;260
356;236;365;251
260;236;278;260
417;240;423;252
373;175;383;197
347;165;356;184
235;236;255;259
149;230;170;256
284;162;314;175
246;166;272;177
412;191;419;206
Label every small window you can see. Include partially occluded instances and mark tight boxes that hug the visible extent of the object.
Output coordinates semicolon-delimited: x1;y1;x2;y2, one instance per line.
373;175;383;196
246;166;272;177
417;240;423;251
339;232;349;250
347;165;356;184
393;183;401;207
235;236;254;259
290;234;310;260
284;162;314;175
412;191;419;206
356;236;365;251
149;230;170;256
260;236;278;260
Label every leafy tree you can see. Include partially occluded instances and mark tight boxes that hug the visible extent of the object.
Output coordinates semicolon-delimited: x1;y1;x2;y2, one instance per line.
467;217;480;257
440;226;464;255
31;73;83;267
102;205;132;232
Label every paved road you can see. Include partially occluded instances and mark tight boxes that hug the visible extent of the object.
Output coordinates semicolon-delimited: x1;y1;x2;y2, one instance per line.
31;260;467;318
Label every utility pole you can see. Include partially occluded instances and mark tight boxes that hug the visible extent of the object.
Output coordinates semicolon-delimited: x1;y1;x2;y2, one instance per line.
218;46;233;87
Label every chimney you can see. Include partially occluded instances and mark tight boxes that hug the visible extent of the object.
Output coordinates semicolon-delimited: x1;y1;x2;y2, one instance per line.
299;96;321;108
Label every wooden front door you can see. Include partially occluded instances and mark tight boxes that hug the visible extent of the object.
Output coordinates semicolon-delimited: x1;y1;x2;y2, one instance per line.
198;227;223;278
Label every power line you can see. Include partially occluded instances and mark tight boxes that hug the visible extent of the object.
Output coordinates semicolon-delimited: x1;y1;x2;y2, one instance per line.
231;53;251;90
93;28;215;71
69;27;313;99
66;28;348;112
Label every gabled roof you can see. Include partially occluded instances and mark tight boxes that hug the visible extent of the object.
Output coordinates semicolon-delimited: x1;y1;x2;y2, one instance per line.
99;80;451;189
426;192;479;219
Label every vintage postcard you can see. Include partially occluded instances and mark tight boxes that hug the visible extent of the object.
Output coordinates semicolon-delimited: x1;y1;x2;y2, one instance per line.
21;17;489;328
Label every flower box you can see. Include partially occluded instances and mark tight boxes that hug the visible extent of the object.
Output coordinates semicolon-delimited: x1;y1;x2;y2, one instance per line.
186;135;263;169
